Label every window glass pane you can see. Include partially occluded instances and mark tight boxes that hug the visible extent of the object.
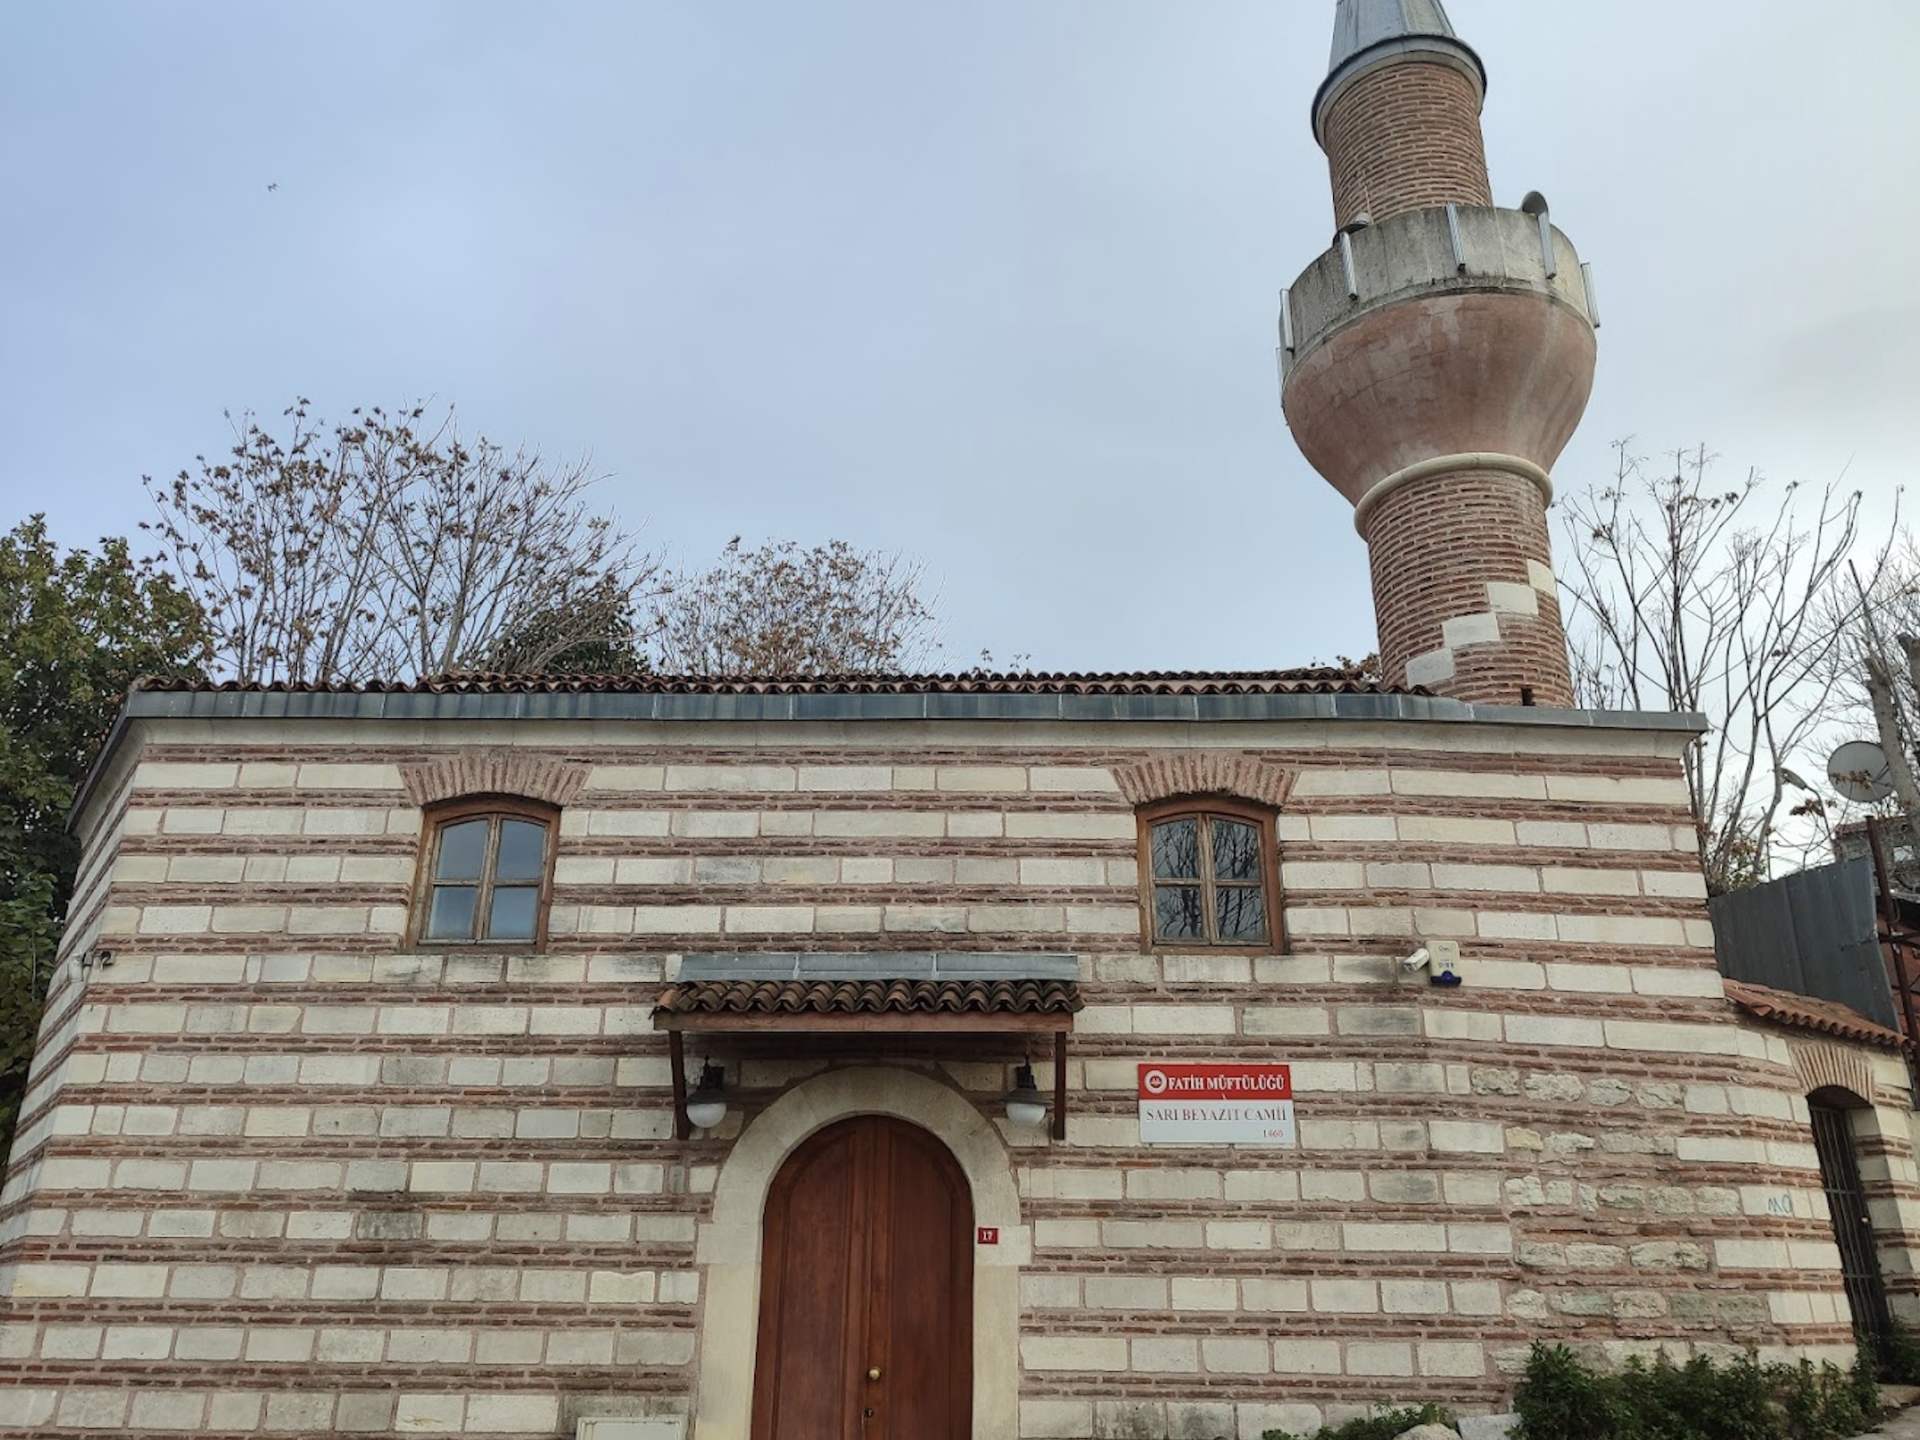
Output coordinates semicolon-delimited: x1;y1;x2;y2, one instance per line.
1154;885;1204;940
434;820;488;882
427;886;478;940
1151;819;1199;879
1211;819;1263;881
1216;886;1268;943
488;887;539;940
494;820;548;883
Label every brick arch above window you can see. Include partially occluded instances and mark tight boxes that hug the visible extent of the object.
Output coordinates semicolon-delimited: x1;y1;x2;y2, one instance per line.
1112;753;1296;811
1789;1041;1878;1107
400;752;589;810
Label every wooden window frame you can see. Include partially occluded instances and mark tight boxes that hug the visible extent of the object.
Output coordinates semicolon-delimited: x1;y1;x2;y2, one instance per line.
1135;797;1283;954
411;796;559;951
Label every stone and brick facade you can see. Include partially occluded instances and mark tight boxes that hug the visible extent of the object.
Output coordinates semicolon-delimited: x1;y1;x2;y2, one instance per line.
2;676;1918;1439
6;4;1917;1438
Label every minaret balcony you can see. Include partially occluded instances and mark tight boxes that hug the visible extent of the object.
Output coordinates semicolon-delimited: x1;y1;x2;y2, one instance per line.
1279;203;1600;507
1280;203;1596;382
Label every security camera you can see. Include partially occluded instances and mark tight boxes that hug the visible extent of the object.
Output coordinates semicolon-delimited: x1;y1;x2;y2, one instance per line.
1400;946;1431;972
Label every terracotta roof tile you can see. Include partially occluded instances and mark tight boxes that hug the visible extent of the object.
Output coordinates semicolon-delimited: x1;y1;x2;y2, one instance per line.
654;978;1082;1019
1722;979;1907;1050
134;668;1413;698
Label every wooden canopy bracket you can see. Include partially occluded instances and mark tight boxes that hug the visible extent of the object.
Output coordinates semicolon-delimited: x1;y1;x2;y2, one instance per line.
668;1030;690;1141
656;1011;1075;1142
1053;1030;1068;1142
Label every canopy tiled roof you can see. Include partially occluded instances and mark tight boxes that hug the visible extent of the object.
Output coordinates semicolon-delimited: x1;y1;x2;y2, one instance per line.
653;978;1080;1033
1722;979;1907;1050
134;668;1413;698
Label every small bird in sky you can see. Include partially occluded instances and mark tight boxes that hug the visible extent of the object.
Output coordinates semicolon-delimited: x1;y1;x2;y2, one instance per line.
267;183;278;193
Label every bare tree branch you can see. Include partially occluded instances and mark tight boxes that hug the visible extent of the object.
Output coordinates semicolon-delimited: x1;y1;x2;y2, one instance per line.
1560;442;1882;894
144;401;657;683
647;538;939;676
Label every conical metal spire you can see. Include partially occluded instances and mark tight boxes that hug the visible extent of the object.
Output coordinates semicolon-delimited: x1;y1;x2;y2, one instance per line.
1328;0;1461;71
1314;0;1486;140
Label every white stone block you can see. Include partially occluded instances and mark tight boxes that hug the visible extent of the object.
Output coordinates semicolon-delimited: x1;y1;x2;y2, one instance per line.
1432;864;1541;893
1345;1222;1446;1252
1018;858;1107;887
1348;1341;1416;1376
1310;1279;1379;1313
1273;1339;1343;1375
671;811;759;838
1068;905;1140;935
630;906;723;935
1205;1221;1272;1251
1420;1340;1488;1377
1171;1276;1240;1311
1030;766;1121;793
1405;648;1457;688
1020;1401;1093;1438
1504;1015;1604;1048
1202;1336;1272;1373
1309;815;1398;842
1132;1336;1199;1372
1004;813;1134;840
723;905;816;934
1399;816;1516;846
1485;581;1541;617
1283;861;1366;890
1560;914;1689;947
1021;1336;1128;1371
1292;768;1391;798
1515;821;1590;848
1429;1120;1506;1154
1131;1004;1236;1034
815;811;944;838
797;765;892;792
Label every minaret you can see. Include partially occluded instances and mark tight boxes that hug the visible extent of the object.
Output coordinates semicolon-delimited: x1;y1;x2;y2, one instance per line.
1280;0;1598;707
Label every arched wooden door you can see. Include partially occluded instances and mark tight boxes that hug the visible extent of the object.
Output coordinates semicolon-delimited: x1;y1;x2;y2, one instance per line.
751;1115;974;1440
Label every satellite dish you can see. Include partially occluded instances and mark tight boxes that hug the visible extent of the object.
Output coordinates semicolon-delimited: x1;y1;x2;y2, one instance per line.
1827;740;1895;804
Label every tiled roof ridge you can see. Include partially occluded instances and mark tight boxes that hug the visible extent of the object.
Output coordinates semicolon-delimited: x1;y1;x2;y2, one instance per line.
133;668;1417;698
654;978;1084;1017
1722;978;1908;1051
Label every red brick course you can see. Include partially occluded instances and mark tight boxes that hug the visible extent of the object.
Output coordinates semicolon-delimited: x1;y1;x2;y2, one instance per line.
1363;470;1576;706
1320;61;1492;229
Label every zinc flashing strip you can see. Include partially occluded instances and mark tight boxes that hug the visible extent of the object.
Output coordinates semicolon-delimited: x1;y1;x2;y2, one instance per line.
111;684;1713;728
70;686;1709;831
677;953;1081;982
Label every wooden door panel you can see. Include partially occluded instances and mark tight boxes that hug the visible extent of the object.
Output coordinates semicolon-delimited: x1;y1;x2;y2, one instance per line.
752;1121;870;1440
752;1116;973;1440
870;1125;972;1440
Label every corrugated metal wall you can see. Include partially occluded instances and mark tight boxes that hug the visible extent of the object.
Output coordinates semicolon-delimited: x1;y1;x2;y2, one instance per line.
1710;857;1895;1030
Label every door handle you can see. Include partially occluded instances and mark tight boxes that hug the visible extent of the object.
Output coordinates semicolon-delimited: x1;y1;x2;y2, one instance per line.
868;1366;882;1381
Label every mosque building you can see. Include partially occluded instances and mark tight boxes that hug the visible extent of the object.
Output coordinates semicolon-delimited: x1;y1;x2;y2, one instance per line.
4;4;1916;1438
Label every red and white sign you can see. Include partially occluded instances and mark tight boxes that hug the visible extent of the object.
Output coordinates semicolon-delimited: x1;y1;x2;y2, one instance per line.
976;1226;1000;1246
1138;1063;1295;1146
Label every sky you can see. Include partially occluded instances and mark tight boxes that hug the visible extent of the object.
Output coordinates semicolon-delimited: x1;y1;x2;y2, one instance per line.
2;0;1916;676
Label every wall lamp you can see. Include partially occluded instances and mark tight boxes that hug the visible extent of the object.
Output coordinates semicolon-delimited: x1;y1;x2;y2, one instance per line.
1005;1060;1048;1129
77;948;114;978
684;1062;728;1130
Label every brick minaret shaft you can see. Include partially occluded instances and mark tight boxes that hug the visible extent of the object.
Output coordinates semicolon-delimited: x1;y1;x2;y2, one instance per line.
1280;0;1598;707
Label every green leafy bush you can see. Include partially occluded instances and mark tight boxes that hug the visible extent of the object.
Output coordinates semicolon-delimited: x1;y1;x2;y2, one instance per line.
1264;1402;1455;1440
1512;1343;1878;1440
1867;1322;1920;1386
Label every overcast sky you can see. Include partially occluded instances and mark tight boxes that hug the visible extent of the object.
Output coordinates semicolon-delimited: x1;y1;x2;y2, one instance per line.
3;1;1915;675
